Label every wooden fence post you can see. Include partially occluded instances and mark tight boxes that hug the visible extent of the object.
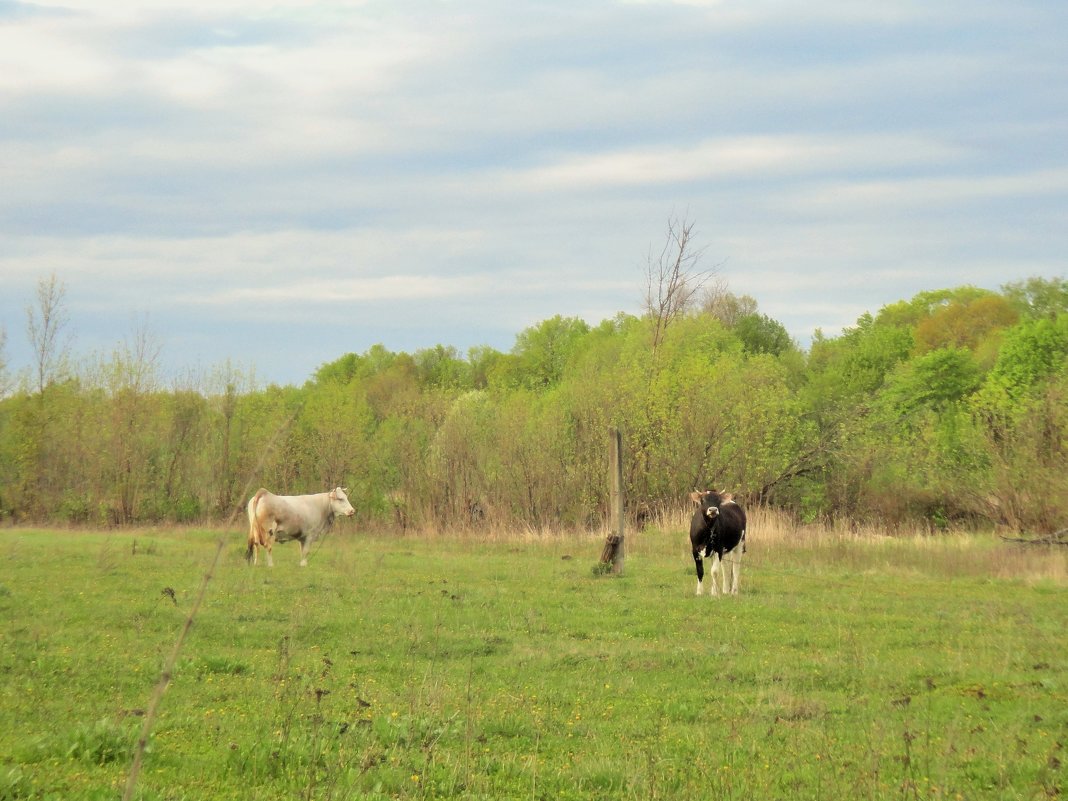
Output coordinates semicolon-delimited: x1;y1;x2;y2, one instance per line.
600;427;625;574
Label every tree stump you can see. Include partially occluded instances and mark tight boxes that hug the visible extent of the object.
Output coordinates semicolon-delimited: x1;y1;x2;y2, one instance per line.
601;428;625;574
600;534;623;567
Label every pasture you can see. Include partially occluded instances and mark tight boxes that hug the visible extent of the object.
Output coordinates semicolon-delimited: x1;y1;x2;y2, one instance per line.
0;515;1065;800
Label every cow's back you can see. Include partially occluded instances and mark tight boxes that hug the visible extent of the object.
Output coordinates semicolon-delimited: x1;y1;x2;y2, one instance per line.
262;492;295;531
713;502;746;554
719;502;746;533
262;491;335;536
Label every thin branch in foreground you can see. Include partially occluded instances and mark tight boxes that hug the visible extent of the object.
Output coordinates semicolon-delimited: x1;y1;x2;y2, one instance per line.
123;539;225;801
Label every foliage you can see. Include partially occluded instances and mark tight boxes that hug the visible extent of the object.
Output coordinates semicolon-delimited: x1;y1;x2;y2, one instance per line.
733;312;795;356
0;278;1065;532
1001;275;1068;319
912;293;1018;355
983;315;1068;403
509;315;591;390
882;348;983;415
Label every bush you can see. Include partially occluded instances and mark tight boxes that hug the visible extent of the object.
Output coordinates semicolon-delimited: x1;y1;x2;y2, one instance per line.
58;492;92;524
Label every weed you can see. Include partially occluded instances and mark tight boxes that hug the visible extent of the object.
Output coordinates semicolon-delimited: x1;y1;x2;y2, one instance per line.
194;655;249;676
0;766;33;801
53;719;136;766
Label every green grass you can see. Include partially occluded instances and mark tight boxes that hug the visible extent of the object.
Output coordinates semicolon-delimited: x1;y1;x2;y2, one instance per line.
0;525;1065;800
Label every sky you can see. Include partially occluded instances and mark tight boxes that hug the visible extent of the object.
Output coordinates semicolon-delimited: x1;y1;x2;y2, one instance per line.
1;0;1066;387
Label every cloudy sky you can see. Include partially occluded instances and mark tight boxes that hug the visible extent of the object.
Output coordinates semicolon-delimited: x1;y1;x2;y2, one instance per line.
2;1;1066;386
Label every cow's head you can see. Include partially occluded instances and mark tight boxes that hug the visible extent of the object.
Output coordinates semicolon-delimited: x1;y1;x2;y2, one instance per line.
690;488;731;518
689;490;706;506
329;487;356;516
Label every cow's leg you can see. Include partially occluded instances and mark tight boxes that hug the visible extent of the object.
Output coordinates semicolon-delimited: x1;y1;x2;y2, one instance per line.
693;551;705;595
265;537;274;568
729;549;742;595
709;552;723;596
299;538;310;567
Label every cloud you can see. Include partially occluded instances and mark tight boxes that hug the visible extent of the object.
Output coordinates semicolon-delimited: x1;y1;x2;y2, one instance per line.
1;0;1066;384
192;274;493;308
802;168;1068;214
501;133;972;192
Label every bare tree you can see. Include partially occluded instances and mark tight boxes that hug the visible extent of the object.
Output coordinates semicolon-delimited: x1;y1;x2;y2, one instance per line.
207;360;257;516
97;320;163;523
25;273;72;394
110;316;162;395
643;214;715;354
701;286;758;328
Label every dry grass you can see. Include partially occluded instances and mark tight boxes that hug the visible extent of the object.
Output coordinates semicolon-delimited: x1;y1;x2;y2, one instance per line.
322;502;1068;588
12;502;1067;586
627;504;1068;586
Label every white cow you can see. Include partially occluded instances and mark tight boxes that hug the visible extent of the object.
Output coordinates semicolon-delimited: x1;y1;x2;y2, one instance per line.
246;487;355;567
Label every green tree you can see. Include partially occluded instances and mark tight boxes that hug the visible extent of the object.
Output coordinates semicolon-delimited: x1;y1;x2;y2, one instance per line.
984;315;1068;402
913;294;1017;354
970;368;1068;533
882;348;983;415
155;389;210;522
467;345;506;390
805;312;914;423
95;323;164;523
427;391;496;528
734;313;794;356
875;286;993;330
297;380;375;493
1002;276;1068;320
510;315;590;390
414;345;470;390
365;352;420;420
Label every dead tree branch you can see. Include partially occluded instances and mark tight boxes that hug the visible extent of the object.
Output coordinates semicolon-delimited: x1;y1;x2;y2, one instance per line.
643;214;716;355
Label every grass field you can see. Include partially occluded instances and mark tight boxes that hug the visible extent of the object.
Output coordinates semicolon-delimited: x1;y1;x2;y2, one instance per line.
1;513;1065;800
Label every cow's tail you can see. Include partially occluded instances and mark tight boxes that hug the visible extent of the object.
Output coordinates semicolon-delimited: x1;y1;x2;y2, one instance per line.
246;489;268;563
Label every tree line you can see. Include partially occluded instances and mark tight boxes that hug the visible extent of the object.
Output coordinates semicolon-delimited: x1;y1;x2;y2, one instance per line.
1;273;1065;534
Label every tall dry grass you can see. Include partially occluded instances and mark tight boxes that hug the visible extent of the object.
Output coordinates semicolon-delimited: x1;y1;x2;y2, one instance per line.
245;500;1068;585
619;504;1068;585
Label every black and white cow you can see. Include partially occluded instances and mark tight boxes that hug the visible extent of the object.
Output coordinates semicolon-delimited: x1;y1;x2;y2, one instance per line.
688;489;747;596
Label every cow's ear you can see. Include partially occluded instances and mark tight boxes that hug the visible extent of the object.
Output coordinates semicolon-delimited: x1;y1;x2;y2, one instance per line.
689;491;704;505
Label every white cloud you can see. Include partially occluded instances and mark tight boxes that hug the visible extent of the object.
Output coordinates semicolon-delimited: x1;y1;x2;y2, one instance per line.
503;133;971;192
0;17;116;96
191;274;492;307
